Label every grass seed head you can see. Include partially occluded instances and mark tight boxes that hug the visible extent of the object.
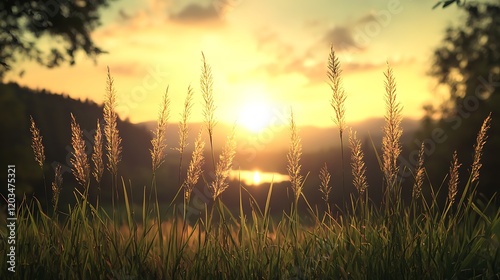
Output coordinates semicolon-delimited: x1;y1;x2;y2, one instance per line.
92;119;104;184
328;47;347;135
209;127;236;200
30;115;45;169
319;162;332;204
103;67;122;176
70;113;90;188
176;85;194;155
183;130;205;201
151;87;171;172
412;142;425;200
201;53;217;140
349;129;368;196
382;63;403;188
287;110;303;200
51;163;63;209
471;113;492;183
448;150;461;206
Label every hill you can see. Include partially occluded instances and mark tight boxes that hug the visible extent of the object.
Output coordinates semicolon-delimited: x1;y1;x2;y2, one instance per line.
0;82;155;208
137;117;420;154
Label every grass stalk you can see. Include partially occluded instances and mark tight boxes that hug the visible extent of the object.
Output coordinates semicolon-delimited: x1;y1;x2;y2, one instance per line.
176;85;194;186
103;66;122;240
382;63;402;209
149;87;171;260
92;119;104;209
200;52;217;171
327;47;347;207
29;115;48;208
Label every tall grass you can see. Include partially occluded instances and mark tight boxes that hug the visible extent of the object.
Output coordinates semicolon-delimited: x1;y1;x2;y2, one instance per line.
2;51;499;279
70;113;90;189
29;115;47;206
176;85;194;186
328;47;347;206
103;66;122;237
201;52;217;171
382;63;403;210
92;119;104;207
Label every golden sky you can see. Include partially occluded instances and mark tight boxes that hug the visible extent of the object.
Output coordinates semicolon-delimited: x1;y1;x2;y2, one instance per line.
5;0;461;128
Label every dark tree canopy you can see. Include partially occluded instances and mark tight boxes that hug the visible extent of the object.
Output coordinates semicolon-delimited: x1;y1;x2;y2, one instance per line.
433;0;468;9
429;2;500;117
0;0;112;78
415;1;500;200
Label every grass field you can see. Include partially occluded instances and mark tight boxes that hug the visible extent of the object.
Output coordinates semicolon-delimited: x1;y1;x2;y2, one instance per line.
1;50;499;279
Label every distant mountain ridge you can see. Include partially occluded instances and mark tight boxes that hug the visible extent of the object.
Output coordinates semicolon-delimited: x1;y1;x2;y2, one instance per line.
137;117;420;153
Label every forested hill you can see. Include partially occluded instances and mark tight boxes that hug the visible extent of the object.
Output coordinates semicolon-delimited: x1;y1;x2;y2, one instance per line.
0;82;155;207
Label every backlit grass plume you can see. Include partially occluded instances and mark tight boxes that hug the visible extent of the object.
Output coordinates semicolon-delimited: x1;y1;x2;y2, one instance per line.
319;163;331;208
150;87;171;172
176;85;194;183
209;127;236;200
29;115;45;169
92;119;104;184
287;110;303;201
201;53;217;169
412;142;425;200
51;163;63;211
327;47;347;203
183;130;205;201
328;46;347;135
470;113;492;183
104;67;122;176
30;115;48;205
70;113;90;188
448;150;461;206
382;63;403;189
349;129;368;196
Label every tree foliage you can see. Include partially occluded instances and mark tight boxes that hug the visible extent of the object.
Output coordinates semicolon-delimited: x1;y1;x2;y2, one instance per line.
0;0;112;78
430;2;500;117
417;1;500;199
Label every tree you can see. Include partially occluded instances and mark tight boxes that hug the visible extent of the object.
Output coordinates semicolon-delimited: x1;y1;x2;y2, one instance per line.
0;0;112;78
433;0;468;9
417;1;500;200
430;2;500;116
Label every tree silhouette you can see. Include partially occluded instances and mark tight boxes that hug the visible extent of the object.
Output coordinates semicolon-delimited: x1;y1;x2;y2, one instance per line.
0;0;112;78
416;2;500;200
430;2;500;117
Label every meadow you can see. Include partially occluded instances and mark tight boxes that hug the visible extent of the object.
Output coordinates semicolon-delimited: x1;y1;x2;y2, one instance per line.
1;49;499;279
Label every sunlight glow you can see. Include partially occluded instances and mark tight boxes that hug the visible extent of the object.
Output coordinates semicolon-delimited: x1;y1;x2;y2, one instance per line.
238;101;272;133
252;171;261;185
228;170;289;186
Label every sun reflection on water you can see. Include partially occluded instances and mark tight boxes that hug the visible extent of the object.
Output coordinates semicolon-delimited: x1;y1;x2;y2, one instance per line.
229;170;289;186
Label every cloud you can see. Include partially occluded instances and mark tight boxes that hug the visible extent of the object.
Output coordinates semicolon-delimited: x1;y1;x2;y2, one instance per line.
322;26;361;52
170;3;221;24
254;30;295;60
355;12;378;25
117;9;131;22
255;44;414;86
320;11;386;52
251;28;389;84
108;62;146;77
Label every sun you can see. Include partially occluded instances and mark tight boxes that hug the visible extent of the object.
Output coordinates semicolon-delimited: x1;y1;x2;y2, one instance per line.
238;101;272;133
252;170;261;185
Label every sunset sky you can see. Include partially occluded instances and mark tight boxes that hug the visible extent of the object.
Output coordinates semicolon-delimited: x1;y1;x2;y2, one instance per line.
5;0;461;128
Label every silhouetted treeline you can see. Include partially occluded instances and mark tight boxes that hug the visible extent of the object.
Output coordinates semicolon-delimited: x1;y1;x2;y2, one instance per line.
0;82;173;210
